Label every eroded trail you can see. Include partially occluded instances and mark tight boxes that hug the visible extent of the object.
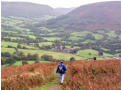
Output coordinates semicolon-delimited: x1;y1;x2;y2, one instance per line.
34;75;62;90
38;64;69;90
34;67;63;90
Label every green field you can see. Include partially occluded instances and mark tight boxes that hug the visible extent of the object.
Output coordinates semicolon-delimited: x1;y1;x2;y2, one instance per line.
77;49;98;59
1;16;120;67
43;37;61;41
39;42;53;46
18;49;82;60
2;48;15;53
21;35;36;39
92;33;103;40
39;27;52;32
13;61;50;66
70;31;103;40
1;47;82;60
77;49;113;59
10;37;23;40
2;41;18;48
2;41;36;49
71;31;91;37
68;36;81;41
106;31;117;38
81;39;96;44
2;30;18;33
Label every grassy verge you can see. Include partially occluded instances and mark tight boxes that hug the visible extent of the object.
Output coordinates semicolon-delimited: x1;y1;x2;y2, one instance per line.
35;82;58;90
34;68;60;90
13;61;50;66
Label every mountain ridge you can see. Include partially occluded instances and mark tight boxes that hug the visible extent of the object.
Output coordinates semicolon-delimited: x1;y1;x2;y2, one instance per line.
1;2;75;17
45;1;121;31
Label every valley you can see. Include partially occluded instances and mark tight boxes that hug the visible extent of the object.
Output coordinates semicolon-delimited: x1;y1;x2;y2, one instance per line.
1;1;121;90
1;15;121;67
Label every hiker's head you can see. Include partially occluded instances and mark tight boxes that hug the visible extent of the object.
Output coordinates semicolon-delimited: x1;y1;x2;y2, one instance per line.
60;60;63;64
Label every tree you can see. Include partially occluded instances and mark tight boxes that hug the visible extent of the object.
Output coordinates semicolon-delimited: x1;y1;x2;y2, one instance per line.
98;50;103;56
6;56;16;65
17;44;22;49
18;52;26;60
27;53;32;60
70;57;75;62
23;46;28;49
41;54;53;61
85;34;95;40
22;60;28;65
88;53;91;55
41;45;51;50
1;52;11;57
1;57;7;65
34;43;39;47
13;54;19;60
33;54;39;61
119;54;121;57
35;60;40;63
8;45;14;48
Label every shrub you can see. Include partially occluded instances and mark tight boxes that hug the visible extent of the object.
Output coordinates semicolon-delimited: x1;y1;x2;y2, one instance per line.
1;52;11;57
41;54;53;61
70;57;75;62
22;61;28;65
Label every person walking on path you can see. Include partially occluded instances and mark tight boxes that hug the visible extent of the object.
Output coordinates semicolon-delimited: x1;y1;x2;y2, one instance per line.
56;61;67;85
94;56;96;61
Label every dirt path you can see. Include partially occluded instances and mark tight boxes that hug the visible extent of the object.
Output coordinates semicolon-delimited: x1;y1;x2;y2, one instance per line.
50;85;61;90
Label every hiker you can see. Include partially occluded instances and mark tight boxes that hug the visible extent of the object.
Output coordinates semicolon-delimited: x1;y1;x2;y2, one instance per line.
94;56;96;60
56;61;67;85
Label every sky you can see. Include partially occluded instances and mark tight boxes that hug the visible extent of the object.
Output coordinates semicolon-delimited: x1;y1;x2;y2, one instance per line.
1;0;121;8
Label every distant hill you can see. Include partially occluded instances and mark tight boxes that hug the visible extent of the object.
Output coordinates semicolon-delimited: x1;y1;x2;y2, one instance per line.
45;1;121;31
1;2;54;17
1;2;75;17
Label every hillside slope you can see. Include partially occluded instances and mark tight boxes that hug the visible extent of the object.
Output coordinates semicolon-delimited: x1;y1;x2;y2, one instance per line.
1;60;121;90
46;1;121;31
1;2;74;17
1;2;54;17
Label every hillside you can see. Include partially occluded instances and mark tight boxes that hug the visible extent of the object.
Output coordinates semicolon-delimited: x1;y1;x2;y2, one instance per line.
1;2;54;17
2;60;121;90
45;1;121;31
1;16;121;67
1;2;74;17
1;1;121;67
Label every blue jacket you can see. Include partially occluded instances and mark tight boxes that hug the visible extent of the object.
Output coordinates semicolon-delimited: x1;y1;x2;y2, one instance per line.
56;64;67;74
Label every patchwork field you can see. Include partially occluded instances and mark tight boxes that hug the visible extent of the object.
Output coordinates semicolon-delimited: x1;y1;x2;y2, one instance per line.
1;16;121;67
43;37;61;41
18;49;82;60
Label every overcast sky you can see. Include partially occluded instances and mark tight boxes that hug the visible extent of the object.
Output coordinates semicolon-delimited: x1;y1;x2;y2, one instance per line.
2;0;121;8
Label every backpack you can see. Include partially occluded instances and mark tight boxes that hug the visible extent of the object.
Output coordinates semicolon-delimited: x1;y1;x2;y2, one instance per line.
58;64;65;73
